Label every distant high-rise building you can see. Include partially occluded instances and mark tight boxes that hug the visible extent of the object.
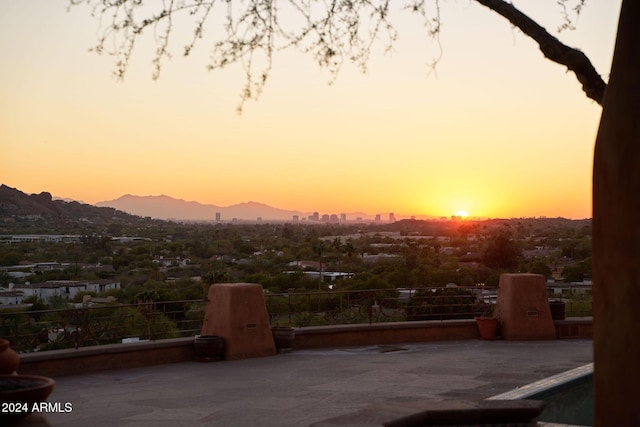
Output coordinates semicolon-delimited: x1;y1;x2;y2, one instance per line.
330;214;339;222
340;213;347;222
389;212;396;222
215;212;221;222
293;215;299;222
311;212;320;221
321;214;330;222
375;214;381;222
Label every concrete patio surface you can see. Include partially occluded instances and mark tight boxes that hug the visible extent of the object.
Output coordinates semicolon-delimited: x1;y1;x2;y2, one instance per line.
42;339;592;426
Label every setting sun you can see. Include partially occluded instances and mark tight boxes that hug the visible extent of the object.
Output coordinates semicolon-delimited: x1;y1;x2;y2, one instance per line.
455;210;469;218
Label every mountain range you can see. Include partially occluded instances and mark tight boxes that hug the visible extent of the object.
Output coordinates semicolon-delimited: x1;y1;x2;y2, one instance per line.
0;184;393;222
0;185;590;226
95;194;317;221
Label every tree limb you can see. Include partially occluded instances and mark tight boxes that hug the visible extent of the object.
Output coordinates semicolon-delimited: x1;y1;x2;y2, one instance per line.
474;0;606;105
69;0;608;108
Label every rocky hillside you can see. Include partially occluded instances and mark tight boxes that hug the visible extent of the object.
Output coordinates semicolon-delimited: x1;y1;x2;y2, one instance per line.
0;184;134;221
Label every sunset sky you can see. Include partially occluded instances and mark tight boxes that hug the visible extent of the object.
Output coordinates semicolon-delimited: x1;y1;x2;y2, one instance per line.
0;1;621;219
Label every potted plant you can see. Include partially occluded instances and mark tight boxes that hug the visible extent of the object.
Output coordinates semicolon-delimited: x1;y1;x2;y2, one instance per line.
549;299;566;320
194;335;225;362
0;339;20;375
271;326;295;351
475;302;499;340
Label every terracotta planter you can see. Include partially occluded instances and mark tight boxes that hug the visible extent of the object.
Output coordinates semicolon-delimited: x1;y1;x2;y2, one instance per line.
271;327;295;351
194;335;224;362
0;374;55;422
475;317;499;340
0;339;19;375
549;300;566;320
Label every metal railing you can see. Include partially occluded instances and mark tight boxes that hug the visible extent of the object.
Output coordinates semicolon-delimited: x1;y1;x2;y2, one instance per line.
1;286;592;353
265;287;485;327
0;299;206;353
546;285;593;318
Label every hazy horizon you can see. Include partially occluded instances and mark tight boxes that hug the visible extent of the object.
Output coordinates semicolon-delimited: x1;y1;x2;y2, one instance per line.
39;188;588;221
60;190;460;220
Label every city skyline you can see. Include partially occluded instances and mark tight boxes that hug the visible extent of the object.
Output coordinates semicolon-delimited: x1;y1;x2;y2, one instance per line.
0;1;621;219
88;190;585;221
95;191;440;222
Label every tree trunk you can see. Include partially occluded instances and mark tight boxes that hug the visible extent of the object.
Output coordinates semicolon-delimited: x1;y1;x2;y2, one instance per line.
592;1;640;425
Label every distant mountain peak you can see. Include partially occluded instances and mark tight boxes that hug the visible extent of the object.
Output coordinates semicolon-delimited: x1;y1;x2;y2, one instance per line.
95;194;305;221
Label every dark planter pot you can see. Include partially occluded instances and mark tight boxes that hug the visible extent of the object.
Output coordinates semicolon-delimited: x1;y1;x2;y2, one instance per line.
0;374;55;423
549;300;567;320
194;335;224;362
0;339;20;375
475;317;499;340
272;327;295;351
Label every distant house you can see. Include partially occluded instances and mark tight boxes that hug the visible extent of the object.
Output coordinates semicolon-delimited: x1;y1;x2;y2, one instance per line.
361;254;402;263
153;256;191;268
459;252;482;265
13;280;120;302
0;290;24;305
2;235;82;244
14;282;70;301
111;236;150;243
301;271;354;282
0;262;67;275
288;260;321;270
547;280;592;296
84;279;121;294
73;295;118;308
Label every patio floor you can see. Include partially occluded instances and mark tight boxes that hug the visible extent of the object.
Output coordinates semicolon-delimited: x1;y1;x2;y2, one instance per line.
41;339;592;426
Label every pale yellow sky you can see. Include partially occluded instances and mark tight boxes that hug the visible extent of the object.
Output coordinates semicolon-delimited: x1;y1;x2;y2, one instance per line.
0;1;621;219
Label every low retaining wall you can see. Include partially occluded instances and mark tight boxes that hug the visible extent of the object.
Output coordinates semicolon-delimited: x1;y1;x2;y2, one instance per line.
17;318;590;378
554;318;592;339
18;320;478;377
19;337;195;377
294;319;479;349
